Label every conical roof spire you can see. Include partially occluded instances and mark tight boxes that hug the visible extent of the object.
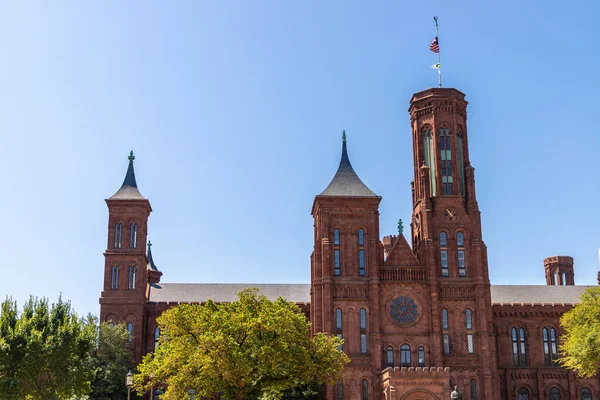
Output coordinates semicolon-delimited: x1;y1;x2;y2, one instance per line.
319;131;378;197
147;240;159;271
109;151;146;200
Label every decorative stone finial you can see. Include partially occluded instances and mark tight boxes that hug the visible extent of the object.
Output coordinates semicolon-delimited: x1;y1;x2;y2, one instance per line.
147;240;152;252
342;130;347;142
128;150;135;163
398;219;403;235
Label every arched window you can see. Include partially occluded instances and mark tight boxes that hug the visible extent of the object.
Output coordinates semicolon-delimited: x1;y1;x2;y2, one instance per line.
470;379;477;400
358;229;365;276
457;232;466;277
581;388;592;400
337;381;343;400
441;308;450;354
114;222;122;248
543;327;558;366
400;344;411;367
440;126;453;195
561;271;566;285
333;229;341;276
549;387;561;400
111;266;119;290
440;232;448;277
517;388;529;400
554;271;558;285
127;265;136;290
457;129;466;196
129;222;138;248
126;322;133;343
335;309;343;350
361;380;368;400
154;327;160;351
466;309;474;354
423;126;436;195
417;346;425;367
386;346;394;368
359;308;367;354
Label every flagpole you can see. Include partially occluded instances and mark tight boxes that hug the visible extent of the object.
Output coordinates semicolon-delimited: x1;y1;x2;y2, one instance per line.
434;16;442;88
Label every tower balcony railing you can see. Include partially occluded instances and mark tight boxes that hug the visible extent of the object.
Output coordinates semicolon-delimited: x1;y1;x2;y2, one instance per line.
379;266;428;282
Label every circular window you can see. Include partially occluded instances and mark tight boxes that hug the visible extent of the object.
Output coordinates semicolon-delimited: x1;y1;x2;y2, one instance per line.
389;295;419;325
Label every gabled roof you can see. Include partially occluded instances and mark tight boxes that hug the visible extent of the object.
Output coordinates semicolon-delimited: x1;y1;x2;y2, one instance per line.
109;151;146;200
384;235;420;266
319;131;378;197
491;285;594;306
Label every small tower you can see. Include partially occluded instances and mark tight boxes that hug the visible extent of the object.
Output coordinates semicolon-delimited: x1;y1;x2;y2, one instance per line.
544;256;575;285
100;151;152;363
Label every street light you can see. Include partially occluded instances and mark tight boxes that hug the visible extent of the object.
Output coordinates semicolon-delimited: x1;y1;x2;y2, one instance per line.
149;372;155;400
125;370;133;400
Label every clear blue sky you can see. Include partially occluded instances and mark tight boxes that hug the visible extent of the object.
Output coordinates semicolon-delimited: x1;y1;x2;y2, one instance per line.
1;1;599;317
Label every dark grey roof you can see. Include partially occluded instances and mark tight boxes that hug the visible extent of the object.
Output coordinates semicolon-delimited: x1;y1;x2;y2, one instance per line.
147;283;594;306
491;285;594;306
319;133;378;197
147;242;158;271
109;152;146;200
148;283;311;304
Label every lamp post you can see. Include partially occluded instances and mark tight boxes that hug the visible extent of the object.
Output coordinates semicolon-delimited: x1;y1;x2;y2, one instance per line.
149;372;155;400
126;370;133;400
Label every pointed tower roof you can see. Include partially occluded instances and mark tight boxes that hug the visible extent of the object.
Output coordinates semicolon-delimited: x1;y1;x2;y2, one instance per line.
319;131;378;197
109;151;146;200
147;241;159;271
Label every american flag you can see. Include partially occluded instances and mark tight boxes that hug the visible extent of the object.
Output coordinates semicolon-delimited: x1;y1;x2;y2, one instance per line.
430;37;440;53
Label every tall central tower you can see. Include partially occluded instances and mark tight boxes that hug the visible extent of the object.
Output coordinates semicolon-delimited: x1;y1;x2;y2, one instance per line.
409;88;498;399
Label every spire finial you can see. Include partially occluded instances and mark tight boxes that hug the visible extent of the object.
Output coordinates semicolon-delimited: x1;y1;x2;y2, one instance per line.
342;130;346;143
147;240;152;252
398;219;403;235
128;151;135;163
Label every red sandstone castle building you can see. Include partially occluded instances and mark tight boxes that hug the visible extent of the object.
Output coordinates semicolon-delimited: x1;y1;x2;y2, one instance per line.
100;88;599;400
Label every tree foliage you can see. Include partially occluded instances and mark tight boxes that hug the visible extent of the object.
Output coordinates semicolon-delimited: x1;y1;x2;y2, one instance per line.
133;289;349;400
559;287;600;377
0;296;96;399
88;322;136;399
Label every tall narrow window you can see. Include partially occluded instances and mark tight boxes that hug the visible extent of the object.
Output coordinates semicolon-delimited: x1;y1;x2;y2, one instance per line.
581;388;592;400
358;250;365;276
561;271;566;285
361;380;368;400
440;127;453;195
440;231;449;277
549;388;561;400
154;327;160;351
418;346;425;367
111;266;119;290
466;309;474;354
360;308;367;354
550;328;558;364
114;222;122;248
358;229;365;276
337;381;343;400
442;308;450;354
423;126;436;195
127;322;133;343
470;379;476;400
127;265;136;290
457;232;466;277
519;328;527;365
511;328;519;365
517;388;529;400
333;228;341;276
386;346;394;367
129;222;138;248
458;130;466;196
554;271;558;285
543;327;550;366
400;344;411;367
335;308;343;351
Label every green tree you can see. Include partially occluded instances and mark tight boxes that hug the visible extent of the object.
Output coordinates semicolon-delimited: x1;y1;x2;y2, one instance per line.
88;322;136;400
0;296;96;400
133;289;349;400
559;287;600;377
